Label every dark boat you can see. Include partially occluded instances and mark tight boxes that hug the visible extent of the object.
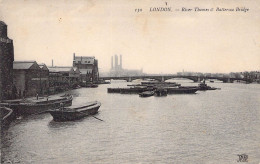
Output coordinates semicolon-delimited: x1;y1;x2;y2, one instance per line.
107;88;121;93
1;95;73;116
49;101;101;121
1;107;15;129
166;87;198;94
139;91;154;97
86;84;98;88
198;83;218;91
154;88;167;96
80;83;98;88
141;81;181;87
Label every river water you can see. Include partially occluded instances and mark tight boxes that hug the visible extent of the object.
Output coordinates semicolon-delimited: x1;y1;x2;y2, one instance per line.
1;80;260;164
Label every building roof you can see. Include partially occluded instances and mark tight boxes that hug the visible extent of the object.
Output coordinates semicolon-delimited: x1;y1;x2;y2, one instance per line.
0;21;6;25
74;56;95;65
48;66;74;73
73;67;81;73
13;61;40;70
79;69;93;75
38;63;49;71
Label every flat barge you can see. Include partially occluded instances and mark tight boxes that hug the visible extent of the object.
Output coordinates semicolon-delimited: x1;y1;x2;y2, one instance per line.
1;95;73;116
49;101;101;122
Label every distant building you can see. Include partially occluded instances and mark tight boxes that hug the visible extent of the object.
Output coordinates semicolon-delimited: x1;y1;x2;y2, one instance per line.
38;63;49;94
0;21;14;101
13;61;43;97
110;54;143;77
48;66;80;93
72;53;99;83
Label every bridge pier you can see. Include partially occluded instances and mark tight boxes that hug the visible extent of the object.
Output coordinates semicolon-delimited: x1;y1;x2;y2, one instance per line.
128;77;132;82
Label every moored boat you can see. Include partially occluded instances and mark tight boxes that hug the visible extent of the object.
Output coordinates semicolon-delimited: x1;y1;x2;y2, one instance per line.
1;95;73;116
198;83;218;91
166;87;198;94
49;101;101;121
154;88;167;96
139;91;154;97
1;107;15;129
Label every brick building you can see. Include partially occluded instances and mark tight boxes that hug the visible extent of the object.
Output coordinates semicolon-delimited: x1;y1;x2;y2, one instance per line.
72;53;99;83
48;66;80;93
38;63;49;95
0;21;14;101
13;61;42;97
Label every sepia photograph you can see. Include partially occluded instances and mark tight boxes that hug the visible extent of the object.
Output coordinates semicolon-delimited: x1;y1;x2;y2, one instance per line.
1;0;259;163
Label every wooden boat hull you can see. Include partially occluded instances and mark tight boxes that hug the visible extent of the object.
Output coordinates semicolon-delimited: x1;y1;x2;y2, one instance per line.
139;91;154;97
108;88;153;94
49;101;101;122
5;96;73;116
198;87;217;91
1;107;15;129
166;88;198;94
154;89;168;96
120;88;153;94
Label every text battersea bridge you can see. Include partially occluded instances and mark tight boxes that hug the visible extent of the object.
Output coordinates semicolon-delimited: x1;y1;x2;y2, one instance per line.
99;74;252;83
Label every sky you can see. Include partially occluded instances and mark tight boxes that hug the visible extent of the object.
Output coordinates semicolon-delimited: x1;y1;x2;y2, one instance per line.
0;0;259;74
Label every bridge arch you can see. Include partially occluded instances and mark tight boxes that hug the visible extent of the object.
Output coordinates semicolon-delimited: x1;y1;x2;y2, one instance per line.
163;76;201;82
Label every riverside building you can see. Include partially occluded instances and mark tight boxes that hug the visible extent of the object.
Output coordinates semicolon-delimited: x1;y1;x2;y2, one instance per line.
0;21;14;101
72;53;99;83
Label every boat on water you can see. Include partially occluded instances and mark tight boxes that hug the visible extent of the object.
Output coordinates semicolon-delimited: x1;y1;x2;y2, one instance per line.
141;81;181;87
49;101;101;121
80;82;98;88
1;95;73;116
154;88;168;96
166;87;198;94
198;83;218;91
139;91;154;97
1;107;15;129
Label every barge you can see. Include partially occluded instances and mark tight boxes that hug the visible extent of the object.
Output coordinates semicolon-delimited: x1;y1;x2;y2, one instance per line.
1;95;73;116
49;101;101;122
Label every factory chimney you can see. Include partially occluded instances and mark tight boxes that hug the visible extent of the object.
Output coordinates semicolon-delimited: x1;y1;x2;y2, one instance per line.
115;55;118;69
111;56;113;69
120;55;122;69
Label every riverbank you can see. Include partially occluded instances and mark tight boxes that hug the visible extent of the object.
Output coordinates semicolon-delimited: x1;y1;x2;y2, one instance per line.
0;92;73;129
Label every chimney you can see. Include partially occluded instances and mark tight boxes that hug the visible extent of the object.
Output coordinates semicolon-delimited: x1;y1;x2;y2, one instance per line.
120;55;122;69
73;53;75;60
115;54;118;69
0;21;7;37
52;59;53;67
111;56;113;69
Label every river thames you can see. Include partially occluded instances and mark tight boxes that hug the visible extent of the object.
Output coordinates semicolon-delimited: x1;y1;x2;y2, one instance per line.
1;80;260;164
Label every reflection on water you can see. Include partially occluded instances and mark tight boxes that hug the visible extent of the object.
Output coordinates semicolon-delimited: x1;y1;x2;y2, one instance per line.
48;119;83;129
2;80;260;164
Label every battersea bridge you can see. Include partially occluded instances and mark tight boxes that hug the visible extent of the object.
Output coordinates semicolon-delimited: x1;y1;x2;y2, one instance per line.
99;74;251;83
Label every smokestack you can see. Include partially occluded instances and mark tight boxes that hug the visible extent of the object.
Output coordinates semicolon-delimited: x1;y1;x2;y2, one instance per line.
111;56;113;69
73;53;75;60
52;59;53;67
120;55;122;69
115;55;118;69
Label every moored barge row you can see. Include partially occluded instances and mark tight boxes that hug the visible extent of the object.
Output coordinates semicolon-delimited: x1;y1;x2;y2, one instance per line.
0;95;73;116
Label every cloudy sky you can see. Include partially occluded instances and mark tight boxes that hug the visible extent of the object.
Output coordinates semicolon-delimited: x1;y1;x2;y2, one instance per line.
0;0;259;73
